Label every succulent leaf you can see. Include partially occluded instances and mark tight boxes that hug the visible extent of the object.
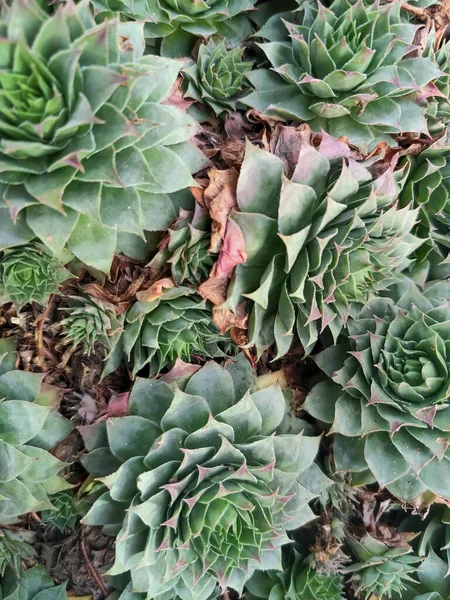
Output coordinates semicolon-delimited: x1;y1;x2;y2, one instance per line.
244;0;449;151
0;243;71;311
0;529;36;577
182;38;253;115
304;276;450;502
83;359;329;599
222;130;421;358
0;565;67;600
0;0;205;272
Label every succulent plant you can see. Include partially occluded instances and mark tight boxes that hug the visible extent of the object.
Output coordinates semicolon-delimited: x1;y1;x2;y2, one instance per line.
60;295;123;357
304;276;450;502
222;130;421;358
0;243;71;311
0;529;36;577
245;549;345;599
345;534;421;600
90;0;258;57
182;39;253;115
244;0;447;152
0;565;67;600
423;34;450;137
397;506;450;600
82;359;329;600
40;491;82;532
0;338;72;524
400;148;450;275
103;282;231;377
149;205;215;287
0;0;206;274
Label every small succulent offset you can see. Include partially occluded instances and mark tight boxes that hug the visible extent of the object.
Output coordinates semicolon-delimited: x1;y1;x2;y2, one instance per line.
103;282;230;377
222;130;420;359
0;565;67;600
0;338;72;524
149;205;215;287
183;39;253;116
400;148;450;273
0;529;36;577
0;0;205;274
305;276;450;503
423;33;450;137
40;491;82;532
60;295;123;357
82;360;329;600
90;0;258;57
345;534;421;600
245;0;447;152
245;549;345;599
0;244;71;311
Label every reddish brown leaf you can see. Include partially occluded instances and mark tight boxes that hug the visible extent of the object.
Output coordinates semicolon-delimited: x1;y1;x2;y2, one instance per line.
136;278;174;303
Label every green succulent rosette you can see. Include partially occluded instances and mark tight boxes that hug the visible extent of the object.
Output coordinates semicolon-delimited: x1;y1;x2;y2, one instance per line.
0;529;35;577
304;276;450;502
423;34;450;137
40;491;83;532
244;0;447;152
82;359;329;600
400;148;450;277
60;294;123;356
0;565;68;600
222;131;421;359
103;283;231;377
397;506;450;600
0;338;72;524
0;0;206;273
182;38;253;115
245;549;345;600
0;243;71;310
149;205;215;287
90;0;258;57
346;534;421;600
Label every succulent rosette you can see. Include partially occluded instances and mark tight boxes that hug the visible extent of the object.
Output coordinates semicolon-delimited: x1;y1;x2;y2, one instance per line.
182;39;253;115
245;549;345;600
346;534;421;600
82;359;329;600
422;34;450;136
0;243;71;310
304;276;450;502
149;205;215;287
103;282;231;377
60;294;123;356
244;0;448;152
222;130;421;358
0;0;206;273
90;0;258;56
400;148;450;275
0;338;72;524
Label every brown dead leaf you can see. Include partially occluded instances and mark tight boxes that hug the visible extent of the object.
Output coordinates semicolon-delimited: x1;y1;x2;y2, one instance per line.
160;359;202;383
162;76;195;114
211;301;248;335
136;277;174;303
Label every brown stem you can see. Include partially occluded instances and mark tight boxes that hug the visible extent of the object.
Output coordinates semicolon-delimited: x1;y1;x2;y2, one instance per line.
80;528;108;598
35;294;58;358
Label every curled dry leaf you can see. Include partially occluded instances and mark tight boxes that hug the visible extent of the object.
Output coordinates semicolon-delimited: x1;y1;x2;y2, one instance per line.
159;358;202;383
136;278;174;303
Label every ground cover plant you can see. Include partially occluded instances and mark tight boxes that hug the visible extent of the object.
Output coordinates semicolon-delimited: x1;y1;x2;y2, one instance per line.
2;0;450;599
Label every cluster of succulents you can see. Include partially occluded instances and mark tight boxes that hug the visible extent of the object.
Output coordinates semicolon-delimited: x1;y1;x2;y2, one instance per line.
245;0;449;152
4;0;450;598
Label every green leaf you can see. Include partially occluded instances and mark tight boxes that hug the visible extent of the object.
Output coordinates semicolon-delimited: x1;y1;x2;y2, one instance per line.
67;214;117;274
